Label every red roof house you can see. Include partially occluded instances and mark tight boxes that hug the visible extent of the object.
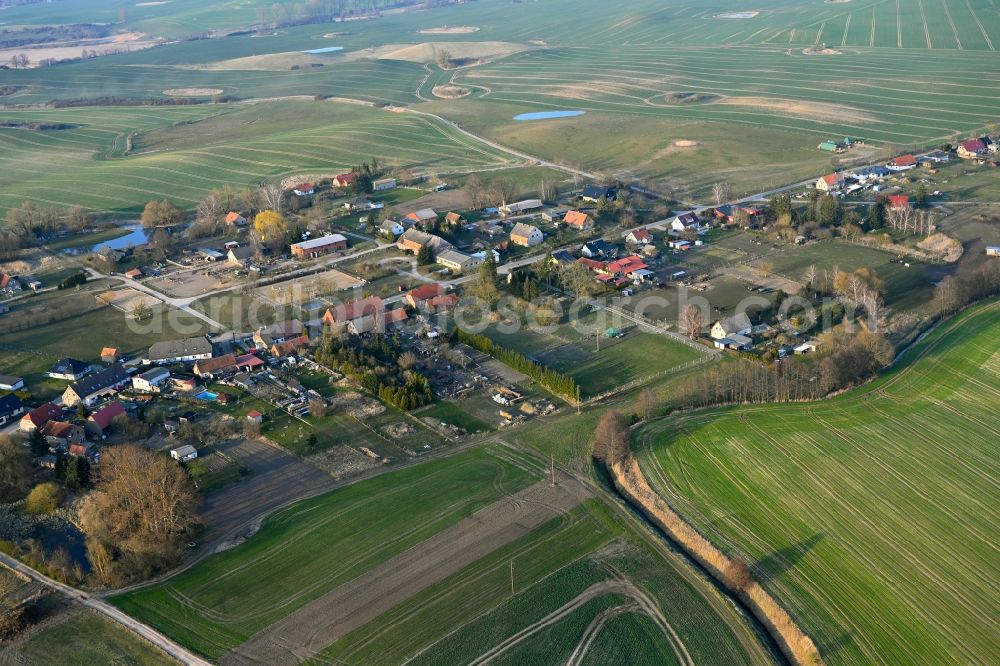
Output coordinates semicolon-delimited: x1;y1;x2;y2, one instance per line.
236;353;265;371
20;402;64;432
405;284;447;308
887;194;910;209
563;210;594;230
957;139;986;158
322;296;385;327
86;401;126;436
332;173;357;188
890;154;917;168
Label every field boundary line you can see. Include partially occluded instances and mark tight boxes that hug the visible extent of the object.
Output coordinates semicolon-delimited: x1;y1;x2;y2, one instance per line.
917;0;934;48
965;0;995;50
940;0;964;49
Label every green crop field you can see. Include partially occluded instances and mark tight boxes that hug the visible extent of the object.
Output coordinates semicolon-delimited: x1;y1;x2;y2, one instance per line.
13;609;176;666
0;100;520;216
3;0;998;211
635;300;1000;664
111;446;540;658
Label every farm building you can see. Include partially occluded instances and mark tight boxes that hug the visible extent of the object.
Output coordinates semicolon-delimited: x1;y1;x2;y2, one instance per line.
0;374;24;391
986;246;1000;257
62;364;130;407
132;367;170;392
86;401;126;438
322;296;385;328
291;234;348;259
19;402;63;432
0;394;25;427
146;336;213;364
100;347;120;364
711;312;752;340
817;140;845;153
405;208;439;226
510;223;544;247
271;335;310;358
292;183;315;196
499;199;543;218
124;268;143;279
563;210;594;230
171;445;198;462
194;354;238;379
541;209;568;222
254;319;305;348
40;421;85;447
373;177;397;191
228;245;254;266
794;340;822;354
236;353;265;372
444;212;464;226
437;249;482;273
397;228;452;254
714;334;753;351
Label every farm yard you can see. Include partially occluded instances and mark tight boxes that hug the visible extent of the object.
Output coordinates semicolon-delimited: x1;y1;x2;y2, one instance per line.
635;301;1000;665
110;444;777;665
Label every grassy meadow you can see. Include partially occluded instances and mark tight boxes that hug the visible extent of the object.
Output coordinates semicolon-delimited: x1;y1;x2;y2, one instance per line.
635;300;1000;664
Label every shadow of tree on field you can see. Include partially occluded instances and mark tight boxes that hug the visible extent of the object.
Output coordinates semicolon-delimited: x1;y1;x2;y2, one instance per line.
819;629;856;657
754;532;824;583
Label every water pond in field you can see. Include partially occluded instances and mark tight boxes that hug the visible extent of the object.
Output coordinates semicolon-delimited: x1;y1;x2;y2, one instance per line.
303;46;344;54
513;110;585;121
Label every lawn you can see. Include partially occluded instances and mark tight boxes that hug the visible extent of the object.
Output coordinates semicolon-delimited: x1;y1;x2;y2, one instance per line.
110;446;539;658
417;400;493;433
635;300;1000;665
15;609;176;666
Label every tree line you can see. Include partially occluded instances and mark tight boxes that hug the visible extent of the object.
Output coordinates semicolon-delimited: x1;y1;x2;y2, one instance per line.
454;328;580;401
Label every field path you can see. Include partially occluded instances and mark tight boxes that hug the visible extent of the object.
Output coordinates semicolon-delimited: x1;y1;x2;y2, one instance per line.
220;474;592;665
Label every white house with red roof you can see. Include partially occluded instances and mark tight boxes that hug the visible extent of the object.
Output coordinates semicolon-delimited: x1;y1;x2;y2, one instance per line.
957;139;987;159
888;154;917;170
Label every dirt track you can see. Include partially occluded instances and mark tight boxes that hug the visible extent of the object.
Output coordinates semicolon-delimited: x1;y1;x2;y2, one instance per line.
220;474;591;665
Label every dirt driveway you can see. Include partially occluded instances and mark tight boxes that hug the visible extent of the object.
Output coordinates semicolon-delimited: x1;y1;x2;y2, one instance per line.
220;473;591;665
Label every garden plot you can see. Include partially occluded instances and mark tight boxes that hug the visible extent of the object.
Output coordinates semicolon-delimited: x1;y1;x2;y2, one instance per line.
95;288;160;313
253;268;363;308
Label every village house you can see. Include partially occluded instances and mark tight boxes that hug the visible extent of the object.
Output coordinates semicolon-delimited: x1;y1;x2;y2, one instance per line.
171;445;198;462
379;219;405;237
957;138;987;159
405;208;439;226
19;275;42;292
444;212;464;226
550;249;575;266
499;199;543;218
331;172;357;188
816;173;845;192
100;347;120;364
405;284;448;309
322;295;385;329
40;421;85;448
47;358;96;381
581;184;616;203
713;204;763;225
253;319;305;349
0;394;24;427
169;376;198;392
373;177;396;192
437;249;482;273
290;234;348;259
397;228;452;255
86;401;126;438
193;353;238;379
669;212;701;233
0;374;24;391
563;210;594;231
292;182;315;196
271;335;310;358
62;364;130;407
794;340;822;354
852;165;890;183
235;353;265;373
888;154;917;171
228;245;254;267
132;366;170;393
246;410;264;425
510;222;544;247
123;268;143;280
625;228;652;245
711;312;753;340
887;194;910;209
580;239;618;259
225;211;247;226
346;308;409;336
20;402;63;432
146;336;213;364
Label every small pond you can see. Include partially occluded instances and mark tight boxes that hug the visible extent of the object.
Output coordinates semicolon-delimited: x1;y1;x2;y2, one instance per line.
303;46;344;54
92;224;149;251
513;110;586;121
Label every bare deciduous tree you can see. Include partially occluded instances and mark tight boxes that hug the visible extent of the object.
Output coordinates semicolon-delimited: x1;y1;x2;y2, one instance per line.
724;557;754;592
258;183;284;211
679;304;704;340
712;182;732;206
591;410;631;467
